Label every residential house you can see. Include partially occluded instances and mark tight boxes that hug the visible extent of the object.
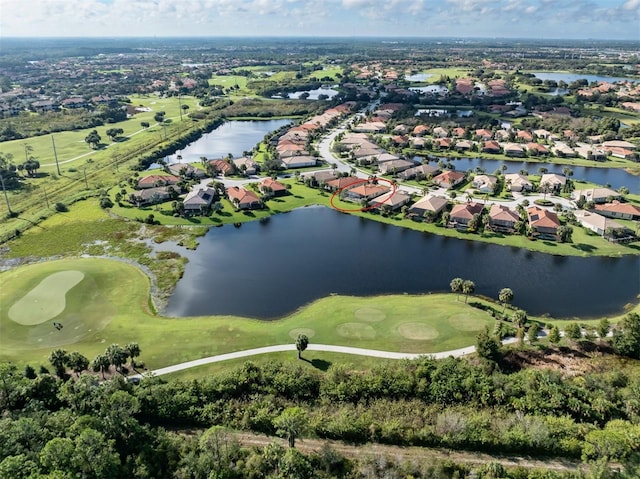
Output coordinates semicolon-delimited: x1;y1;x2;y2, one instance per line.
482;141;501;154
452;127;466;138
574;143;607;161
552;142;577;158
434;138;452;149
432;126;449;138
260;178;287;197
504;173;533;192
183;187;216;214
62;97;87;109
572;187;622;204
449;202;484;229
408;195;449;220
137;175;180;189
233;157;259;175
129;186;172;206
540;174;566;191
494;129;510;141
302;170;336;186
432;170;465;189
280;155;317;169
454;140;473;152
226;186;262;210
368;190;411;211
594;201;640;220
412;125;430;136
605;146;638;160
526;142;549;156
527;206;560;239
503;143;525;157
488;204;520;233
378;159;415;175
352;121;386;133
516;130;533;142
344;183;390;201
208;159;235;176
475;129;493;141
167;163;205;179
325;176;359;192
533;129;551;139
574;210;626;237
398;163;440;181
471;174;498;194
602;140;637;150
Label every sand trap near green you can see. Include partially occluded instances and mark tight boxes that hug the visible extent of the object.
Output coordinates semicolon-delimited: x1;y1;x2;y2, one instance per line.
8;270;85;325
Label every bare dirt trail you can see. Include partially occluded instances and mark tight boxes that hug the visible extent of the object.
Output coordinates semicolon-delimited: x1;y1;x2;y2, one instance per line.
231;431;585;472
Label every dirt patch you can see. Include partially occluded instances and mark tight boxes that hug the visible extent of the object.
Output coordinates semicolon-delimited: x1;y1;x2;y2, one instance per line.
397;322;439;340
501;345;614;376
354;307;386;322
336;322;376;339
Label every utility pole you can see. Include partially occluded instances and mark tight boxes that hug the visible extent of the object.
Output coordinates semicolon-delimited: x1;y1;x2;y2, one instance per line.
51;135;61;176
0;172;13;216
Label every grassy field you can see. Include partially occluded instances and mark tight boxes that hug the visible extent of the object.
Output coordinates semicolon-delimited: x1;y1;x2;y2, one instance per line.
0;257;495;369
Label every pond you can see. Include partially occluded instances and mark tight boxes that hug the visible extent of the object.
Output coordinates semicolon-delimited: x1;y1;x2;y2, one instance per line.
166;119;293;163
410;85;449;95
164;206;639;320
405;73;434;82
286;86;339;100
532;72;639;84
423;157;638;194
416;109;473;118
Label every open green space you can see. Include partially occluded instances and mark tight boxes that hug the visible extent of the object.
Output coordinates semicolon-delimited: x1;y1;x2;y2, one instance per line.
0;257;495;369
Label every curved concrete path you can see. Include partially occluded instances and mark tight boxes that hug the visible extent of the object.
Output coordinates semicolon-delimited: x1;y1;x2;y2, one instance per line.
130;338;519;379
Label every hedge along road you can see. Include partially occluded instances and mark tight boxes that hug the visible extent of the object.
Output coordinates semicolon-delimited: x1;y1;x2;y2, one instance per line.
130;338;519;379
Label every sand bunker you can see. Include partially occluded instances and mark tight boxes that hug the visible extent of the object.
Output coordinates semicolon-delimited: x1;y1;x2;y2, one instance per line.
8;270;85;326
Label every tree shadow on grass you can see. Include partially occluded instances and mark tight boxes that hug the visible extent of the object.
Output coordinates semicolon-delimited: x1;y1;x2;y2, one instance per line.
571;243;597;253
302;358;332;371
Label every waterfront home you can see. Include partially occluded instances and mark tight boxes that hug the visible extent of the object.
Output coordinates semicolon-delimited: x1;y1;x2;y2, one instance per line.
434;138;452;149
540;173;566;190
183;187;216;214
605;146;638;160
344;183;390;201
471;174;498;194
432;170;466;189
129;186;172;206
516;130;533;142
259;178;287;197
503;143;526;157
504;173;533;192
572;187;622;204
303;170;337;186
167;163;205;179
208;159;235;176
378;159;416;175
552;142;577;158
574;143;607;161
602;140;637;150
454;140;474;152
398;163;440;180
226;186;262;210
449;202;484;229
526;142;549;156
408;195;449;220
412;124;430;136
482;140;501;154
574;210;625;237
488;204;520;233
233;157;259;175
595;201;640;220
325;176;359;192
433;126;449;138
137;174;180;189
368;190;411;211
527;206;560;239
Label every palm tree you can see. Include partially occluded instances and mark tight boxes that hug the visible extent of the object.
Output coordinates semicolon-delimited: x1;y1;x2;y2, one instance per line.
295;334;309;360
91;354;110;380
512;309;527;328
498;288;514;314
450;277;464;301
105;344;127;375
462;280;475;303
68;352;89;377
124;343;141;370
49;349;69;378
275;407;308;448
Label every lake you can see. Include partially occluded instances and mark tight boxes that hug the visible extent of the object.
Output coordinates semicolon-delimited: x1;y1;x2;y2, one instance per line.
287;86;339;100
423;157;638;194
532;72;638;84
167;119;293;162
410;85;449;95
164;206;639;320
406;73;434;82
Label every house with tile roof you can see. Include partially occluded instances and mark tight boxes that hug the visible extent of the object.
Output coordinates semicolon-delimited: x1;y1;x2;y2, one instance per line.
408;195;449;220
488;204;520;233
594;201;640;220
226;186;262;210
449;202;485;229
527;206;560;240
433;170;465;189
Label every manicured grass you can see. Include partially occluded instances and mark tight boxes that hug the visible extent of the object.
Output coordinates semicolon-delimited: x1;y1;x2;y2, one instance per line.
0;257;495;369
423;68;472;82
307;66;343;81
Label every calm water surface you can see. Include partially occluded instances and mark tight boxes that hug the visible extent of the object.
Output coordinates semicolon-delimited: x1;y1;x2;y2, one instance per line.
532;72;638;84
165;207;639;320
421;157;639;194
167;119;293;162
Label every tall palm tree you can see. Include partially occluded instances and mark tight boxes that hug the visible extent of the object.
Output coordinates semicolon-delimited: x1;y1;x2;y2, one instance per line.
462;280;475;303
498;288;514;314
450;277;464;301
92;354;110;380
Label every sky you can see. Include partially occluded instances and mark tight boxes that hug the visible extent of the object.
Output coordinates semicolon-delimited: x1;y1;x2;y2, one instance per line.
0;0;639;40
